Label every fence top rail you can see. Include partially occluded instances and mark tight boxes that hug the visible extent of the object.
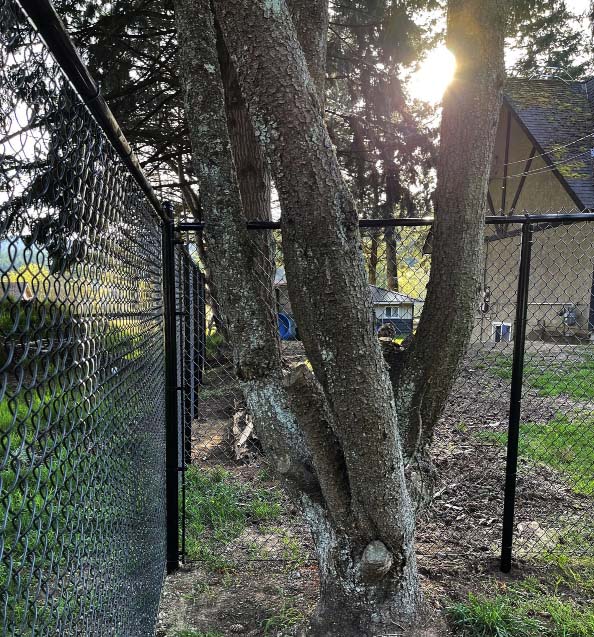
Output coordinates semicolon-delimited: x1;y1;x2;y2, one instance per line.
17;0;164;221
176;211;594;232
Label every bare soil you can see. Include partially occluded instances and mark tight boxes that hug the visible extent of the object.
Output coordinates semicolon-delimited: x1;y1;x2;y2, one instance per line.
157;343;594;636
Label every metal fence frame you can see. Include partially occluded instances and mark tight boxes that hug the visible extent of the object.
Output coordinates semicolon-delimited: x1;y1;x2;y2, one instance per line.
176;212;594;573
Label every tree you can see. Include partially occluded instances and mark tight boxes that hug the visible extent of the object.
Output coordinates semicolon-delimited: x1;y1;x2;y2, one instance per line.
173;0;506;634
507;0;592;79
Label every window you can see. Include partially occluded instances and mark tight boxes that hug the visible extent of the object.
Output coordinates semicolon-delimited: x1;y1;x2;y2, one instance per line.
492;322;512;342
385;306;399;318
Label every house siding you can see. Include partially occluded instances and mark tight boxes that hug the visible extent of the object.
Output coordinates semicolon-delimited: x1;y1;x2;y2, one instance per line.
488;106;580;214
473;223;594;342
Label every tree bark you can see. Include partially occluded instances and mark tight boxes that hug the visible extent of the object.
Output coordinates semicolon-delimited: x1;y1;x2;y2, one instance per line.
287;0;329;104
175;0;506;632
214;1;420;633
395;0;507;508
173;0;315;494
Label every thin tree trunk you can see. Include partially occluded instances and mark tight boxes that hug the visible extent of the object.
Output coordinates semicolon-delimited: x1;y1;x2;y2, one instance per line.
173;0;315;493
369;234;378;286
394;0;507;509
385;228;399;292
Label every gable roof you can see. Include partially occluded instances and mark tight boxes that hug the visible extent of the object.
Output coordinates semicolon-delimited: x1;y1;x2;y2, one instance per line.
275;269;421;305
504;78;594;210
368;285;421;305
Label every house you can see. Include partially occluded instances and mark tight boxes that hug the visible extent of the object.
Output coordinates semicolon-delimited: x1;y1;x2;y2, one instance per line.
350;78;594;345
274;268;420;337
369;285;420;335
479;77;594;342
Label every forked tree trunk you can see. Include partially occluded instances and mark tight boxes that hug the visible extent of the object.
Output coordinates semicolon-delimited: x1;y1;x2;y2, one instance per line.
175;0;506;634
214;2;420;633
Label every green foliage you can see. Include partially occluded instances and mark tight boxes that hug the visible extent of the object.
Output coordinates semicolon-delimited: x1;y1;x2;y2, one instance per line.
205;330;224;360
448;592;543;636
480;412;594;495
508;0;592;80
184;466;283;570
262;597;306;636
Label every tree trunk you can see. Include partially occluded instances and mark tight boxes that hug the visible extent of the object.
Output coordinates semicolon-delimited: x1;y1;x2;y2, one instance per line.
369;233;378;286
286;0;329;104
385;228;399;292
300;499;420;637
214;1;420;632
173;0;315;492
175;0;506;632
217;36;271;220
395;0;507;508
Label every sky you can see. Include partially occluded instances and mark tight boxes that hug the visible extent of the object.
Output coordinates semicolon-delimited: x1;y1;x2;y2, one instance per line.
408;0;592;104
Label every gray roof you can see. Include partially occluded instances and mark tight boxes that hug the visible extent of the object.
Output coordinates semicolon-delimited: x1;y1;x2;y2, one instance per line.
504;78;594;210
275;270;420;305
368;285;421;305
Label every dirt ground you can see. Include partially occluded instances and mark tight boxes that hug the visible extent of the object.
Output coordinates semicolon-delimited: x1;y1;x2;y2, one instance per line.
156;341;594;636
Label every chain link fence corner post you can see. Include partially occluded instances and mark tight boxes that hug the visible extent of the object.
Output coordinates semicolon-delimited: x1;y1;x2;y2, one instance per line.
162;200;180;574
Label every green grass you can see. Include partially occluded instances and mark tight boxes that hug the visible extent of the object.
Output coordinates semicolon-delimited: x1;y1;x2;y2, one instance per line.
480;413;594;495
448;573;594;637
485;352;594;401
173;631;224;637
262;597;306;636
448;591;543;636
205;330;225;360
184;466;284;570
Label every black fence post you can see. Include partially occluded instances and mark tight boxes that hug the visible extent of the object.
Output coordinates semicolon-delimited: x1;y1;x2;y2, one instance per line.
162;201;180;574
197;270;207;387
192;266;203;412
501;220;533;573
182;256;193;469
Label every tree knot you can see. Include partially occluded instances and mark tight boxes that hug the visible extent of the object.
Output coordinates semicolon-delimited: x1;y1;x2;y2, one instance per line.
360;540;393;582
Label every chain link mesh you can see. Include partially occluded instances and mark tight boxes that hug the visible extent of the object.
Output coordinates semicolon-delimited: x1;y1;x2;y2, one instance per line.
1;1;166;634
176;217;594;576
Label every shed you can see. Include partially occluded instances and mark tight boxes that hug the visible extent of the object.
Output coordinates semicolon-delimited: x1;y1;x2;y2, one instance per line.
274;268;420;337
369;285;421;335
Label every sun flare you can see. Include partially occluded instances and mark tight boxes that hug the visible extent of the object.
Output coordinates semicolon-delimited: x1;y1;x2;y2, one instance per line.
408;45;456;104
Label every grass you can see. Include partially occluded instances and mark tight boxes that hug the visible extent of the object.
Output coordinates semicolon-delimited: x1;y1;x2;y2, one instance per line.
205;330;225;360
262;597;306;636
184;466;284;570
447;571;594;637
485;352;594;401
480;412;594;495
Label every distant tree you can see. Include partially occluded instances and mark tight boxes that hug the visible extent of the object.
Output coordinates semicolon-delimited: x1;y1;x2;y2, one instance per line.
507;0;593;78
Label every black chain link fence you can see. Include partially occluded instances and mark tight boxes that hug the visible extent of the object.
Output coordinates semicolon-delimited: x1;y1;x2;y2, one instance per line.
175;216;594;575
3;0;594;631
1;1;167;634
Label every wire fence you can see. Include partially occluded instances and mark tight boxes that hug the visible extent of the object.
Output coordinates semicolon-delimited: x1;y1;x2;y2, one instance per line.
175;215;594;575
3;0;594;633
1;1;167;634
